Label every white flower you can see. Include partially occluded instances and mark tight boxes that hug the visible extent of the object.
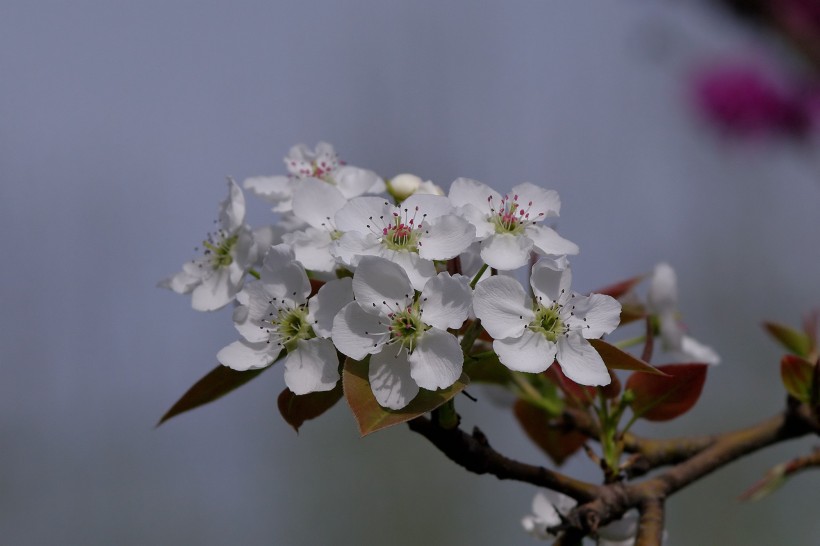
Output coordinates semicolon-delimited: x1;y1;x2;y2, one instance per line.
448;177;579;270
387;173;445;201
473;259;620;385
160;179;257;312
281;178;349;272
331;256;472;409
217;244;353;395
522;491;655;545
243;142;385;212
648;263;720;365
521;490;575;540
331;194;476;290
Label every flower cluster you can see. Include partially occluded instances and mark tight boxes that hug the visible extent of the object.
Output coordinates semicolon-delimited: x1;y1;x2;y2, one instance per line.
162;142;623;410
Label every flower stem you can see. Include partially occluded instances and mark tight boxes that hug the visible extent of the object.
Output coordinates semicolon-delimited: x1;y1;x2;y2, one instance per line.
248;268;261;280
470;264;489;289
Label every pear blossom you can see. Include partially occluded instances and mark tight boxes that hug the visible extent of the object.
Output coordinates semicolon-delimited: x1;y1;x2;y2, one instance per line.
648;263;720;365
331;193;476;290
522;491;658;545
244;142;385;212
160;179;257;312
473;259;620;385
217;244;353;395
331;256;472;409
448;177;579;270
282;178;349;272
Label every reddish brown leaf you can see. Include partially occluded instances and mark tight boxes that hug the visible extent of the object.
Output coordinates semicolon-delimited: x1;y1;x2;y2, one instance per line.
780;355;815;403
309;278;326;297
277;383;343;433
589;339;667;376
592;275;645;300
343;358;469;436
157;362;276;426
763;322;812;357
513;400;586;465
625;363;708;421
546;365;621;404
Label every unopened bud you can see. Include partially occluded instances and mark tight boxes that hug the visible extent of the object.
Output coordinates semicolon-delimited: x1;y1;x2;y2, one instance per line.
387;173;445;202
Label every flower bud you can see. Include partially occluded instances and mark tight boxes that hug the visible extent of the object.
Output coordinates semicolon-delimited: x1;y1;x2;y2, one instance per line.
387;173;445;202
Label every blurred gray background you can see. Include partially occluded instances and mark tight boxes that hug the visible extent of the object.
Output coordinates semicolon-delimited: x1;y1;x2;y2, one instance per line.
2;1;819;545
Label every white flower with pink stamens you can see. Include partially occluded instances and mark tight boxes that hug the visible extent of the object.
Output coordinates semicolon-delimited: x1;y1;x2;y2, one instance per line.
331;193;475;291
331;256;472;410
448;177;579;270
244;142;385;212
473;258;620;385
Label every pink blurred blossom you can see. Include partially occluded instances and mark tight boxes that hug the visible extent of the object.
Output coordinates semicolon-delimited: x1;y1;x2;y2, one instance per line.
692;63;811;137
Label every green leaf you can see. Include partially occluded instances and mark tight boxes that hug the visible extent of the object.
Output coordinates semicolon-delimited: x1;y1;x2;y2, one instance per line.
625;363;708;422
589;339;667;376
157;360;278;426
763;322;812;357
343;357;469;436
513;399;586;465
277;383;344;433
780;354;815;403
463;353;512;385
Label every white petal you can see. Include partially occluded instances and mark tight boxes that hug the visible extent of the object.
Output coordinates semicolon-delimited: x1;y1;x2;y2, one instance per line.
448;177;501;212
243;175;294;211
191;267;238;311
680;335;721;365
598;509;639;542
291;178;348;229
308;278;354;338
420;273;472;331
232;228;257;270
352;256;414;315
566;293;621;338
494;331;557;373
283;338;340;395
473;276;534;339
219;178;246;231
159;269;200;294
526;225;579;257
541;490;578;516
658;310;683;351
330;231;382;268
217;340;277;371
530;259;572;306
331;302;389;360
510;182;561;219
480;234;533;270
233;282;273;342
455;204;495;239
369;347;420;410
260;244;310;306
286;227;337;272
334;196;394;233
648;262;678;313
408;329;463;390
556;335;611;386
418;214;476;260
334;166;384;199
387;250;437;292
401;193;454;222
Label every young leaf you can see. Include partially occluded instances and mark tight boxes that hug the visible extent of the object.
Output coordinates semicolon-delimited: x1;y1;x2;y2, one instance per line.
625;363;708;421
619;303;647;326
589;339;667;376
593;274;645;300
463;353;512;385
763;322;812;357
780;354;815;403
343;358;469;436
277;383;344;433
513;400;586;465
157;362;276;426
738;462;789;502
